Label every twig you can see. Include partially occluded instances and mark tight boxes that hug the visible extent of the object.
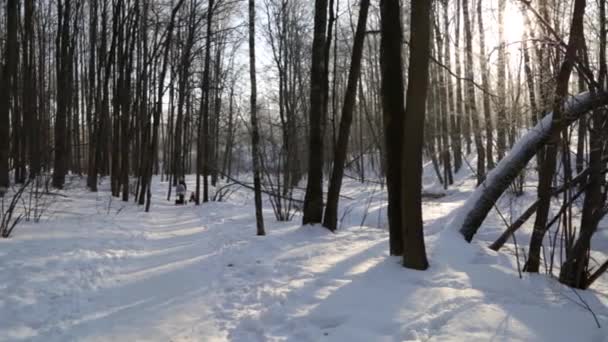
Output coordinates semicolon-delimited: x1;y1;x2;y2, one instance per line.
569;287;601;328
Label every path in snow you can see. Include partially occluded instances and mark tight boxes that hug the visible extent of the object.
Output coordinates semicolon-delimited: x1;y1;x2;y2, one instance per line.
1;173;607;341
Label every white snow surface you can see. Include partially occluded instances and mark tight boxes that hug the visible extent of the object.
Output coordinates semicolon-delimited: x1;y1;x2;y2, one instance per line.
1;168;607;341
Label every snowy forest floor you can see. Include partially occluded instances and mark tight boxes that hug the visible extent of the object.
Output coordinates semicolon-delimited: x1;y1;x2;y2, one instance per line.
1;162;608;341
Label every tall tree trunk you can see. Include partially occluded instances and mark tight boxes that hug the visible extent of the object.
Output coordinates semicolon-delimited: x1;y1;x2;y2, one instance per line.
53;0;72;189
495;0;507;160
477;0;494;171
24;0;39;180
0;0;18;192
249;0;266;236
462;0;485;184
380;0;404;256
87;0;99;191
302;0;329;225
401;0;431;270
452;0;464;172
197;0;214;205
521;19;538;126
434;9;453;186
323;0;370;232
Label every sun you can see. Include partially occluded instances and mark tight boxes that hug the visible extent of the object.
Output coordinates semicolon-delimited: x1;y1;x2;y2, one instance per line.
484;0;526;61
503;1;525;46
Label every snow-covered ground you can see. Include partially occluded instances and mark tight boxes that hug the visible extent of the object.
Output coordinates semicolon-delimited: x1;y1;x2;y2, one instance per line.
1;164;607;341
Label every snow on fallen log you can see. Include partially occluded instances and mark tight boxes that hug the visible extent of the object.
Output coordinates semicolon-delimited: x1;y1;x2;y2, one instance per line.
454;91;608;242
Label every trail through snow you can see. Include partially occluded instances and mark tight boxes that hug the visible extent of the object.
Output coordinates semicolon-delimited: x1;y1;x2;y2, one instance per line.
1;169;607;341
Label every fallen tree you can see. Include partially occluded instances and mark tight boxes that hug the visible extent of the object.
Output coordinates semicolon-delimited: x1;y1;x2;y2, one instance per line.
456;90;608;242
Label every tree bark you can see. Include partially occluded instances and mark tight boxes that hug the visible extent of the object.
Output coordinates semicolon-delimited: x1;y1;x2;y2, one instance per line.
476;0;494;171
53;0;73;189
249;0;266;236
462;0;485;184
302;0;328;225
495;0;507;161
380;0;405;256
401;0;431;270
0;0;18;193
323;0;370;232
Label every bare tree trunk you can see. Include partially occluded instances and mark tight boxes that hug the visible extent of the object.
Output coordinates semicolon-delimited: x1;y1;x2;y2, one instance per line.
249;0;266;236
462;0;485;184
521;16;538;126
53;0;73;189
23;0;39;180
434;9;453;186
86;0;99;191
380;0;404;256
323;0;370;232
222;81;235;178
302;0;329;225
495;0;507;161
401;0;431;270
452;0;464;172
477;0;494;171
197;0;214;205
0;0;18;193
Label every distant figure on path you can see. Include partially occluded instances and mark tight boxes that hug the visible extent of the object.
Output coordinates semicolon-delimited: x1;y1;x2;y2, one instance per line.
176;179;187;205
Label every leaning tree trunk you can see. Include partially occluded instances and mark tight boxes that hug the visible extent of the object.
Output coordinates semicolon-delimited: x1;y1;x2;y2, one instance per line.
457;91;608;242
